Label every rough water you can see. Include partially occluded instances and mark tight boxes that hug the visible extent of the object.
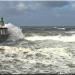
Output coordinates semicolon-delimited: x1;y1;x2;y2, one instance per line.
0;23;75;74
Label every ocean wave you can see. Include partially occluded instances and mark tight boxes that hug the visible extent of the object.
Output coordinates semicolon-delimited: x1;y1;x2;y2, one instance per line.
65;31;75;34
25;34;75;42
5;23;24;42
0;23;75;74
0;46;75;74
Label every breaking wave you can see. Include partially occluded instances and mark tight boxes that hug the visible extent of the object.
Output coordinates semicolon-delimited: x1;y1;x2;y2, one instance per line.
5;23;24;42
25;34;75;42
0;25;75;74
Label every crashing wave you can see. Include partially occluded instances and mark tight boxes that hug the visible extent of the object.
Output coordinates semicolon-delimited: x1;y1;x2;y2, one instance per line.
25;35;75;42
5;23;24;41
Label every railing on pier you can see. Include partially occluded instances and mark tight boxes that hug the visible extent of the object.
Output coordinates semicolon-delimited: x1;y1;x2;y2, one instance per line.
0;28;8;35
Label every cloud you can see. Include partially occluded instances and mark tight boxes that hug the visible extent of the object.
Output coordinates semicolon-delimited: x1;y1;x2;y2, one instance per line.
15;1;43;11
70;1;75;8
0;1;71;17
6;1;70;11
16;2;28;11
0;1;70;11
41;1;70;8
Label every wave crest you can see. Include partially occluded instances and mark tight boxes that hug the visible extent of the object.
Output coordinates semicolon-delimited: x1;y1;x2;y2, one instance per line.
5;23;24;42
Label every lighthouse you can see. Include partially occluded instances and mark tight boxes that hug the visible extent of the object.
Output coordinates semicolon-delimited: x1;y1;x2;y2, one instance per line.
0;17;4;26
0;17;9;42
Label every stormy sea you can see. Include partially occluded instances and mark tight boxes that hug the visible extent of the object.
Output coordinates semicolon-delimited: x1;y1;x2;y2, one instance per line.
0;23;75;74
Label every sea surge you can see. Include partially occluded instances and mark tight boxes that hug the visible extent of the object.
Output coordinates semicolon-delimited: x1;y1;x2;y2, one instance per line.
0;23;75;74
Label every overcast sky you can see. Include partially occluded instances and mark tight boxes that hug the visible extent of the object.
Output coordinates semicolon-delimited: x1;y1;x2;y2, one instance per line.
0;1;75;26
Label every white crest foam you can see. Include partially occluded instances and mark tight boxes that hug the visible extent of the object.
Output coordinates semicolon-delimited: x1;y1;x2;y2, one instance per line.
25;35;75;42
5;23;24;41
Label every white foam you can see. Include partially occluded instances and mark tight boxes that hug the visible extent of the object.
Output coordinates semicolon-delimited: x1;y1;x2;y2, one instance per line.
25;35;75;42
5;23;24;41
66;31;75;34
0;46;74;74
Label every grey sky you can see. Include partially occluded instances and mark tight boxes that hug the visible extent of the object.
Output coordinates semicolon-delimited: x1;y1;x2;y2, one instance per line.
0;1;75;26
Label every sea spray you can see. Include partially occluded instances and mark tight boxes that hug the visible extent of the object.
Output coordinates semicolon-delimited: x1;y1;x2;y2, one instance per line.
5;23;25;42
0;25;75;74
